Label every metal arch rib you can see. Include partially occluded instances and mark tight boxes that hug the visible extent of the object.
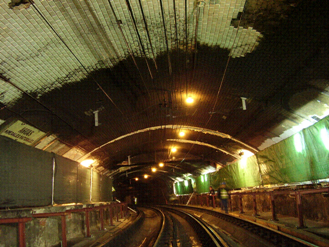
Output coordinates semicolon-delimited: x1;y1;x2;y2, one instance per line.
167;139;240;159
79;125;258;161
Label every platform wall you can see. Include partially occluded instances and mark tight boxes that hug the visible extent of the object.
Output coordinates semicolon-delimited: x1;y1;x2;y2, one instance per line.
0;136;112;208
176;116;329;194
210;116;329;189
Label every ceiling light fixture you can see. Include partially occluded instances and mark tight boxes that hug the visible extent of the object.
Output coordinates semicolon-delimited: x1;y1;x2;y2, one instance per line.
135;177;139;181
80;159;95;167
171;147;177;153
179;131;185;137
144;174;148;179
239;149;254;158
151;167;157;172
159;162;164;167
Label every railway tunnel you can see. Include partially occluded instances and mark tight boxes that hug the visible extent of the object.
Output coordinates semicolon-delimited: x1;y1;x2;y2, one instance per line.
0;0;329;246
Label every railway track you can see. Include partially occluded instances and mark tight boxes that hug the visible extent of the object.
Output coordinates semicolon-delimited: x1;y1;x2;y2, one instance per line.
90;205;318;247
165;205;318;247
95;206;227;246
154;206;228;247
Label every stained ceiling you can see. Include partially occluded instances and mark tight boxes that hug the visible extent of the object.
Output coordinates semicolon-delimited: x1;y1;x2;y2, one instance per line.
0;0;328;184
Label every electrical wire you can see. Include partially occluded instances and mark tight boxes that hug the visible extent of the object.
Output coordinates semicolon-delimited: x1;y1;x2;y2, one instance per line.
107;0;150;98
28;0;124;115
125;0;154;80
174;0;250;170
159;0;172;76
137;0;158;70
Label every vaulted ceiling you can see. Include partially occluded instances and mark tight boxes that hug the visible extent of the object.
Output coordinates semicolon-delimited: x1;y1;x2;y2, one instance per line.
0;0;328;184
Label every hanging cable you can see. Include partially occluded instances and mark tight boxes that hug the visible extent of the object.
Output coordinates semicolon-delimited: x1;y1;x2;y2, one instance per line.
173;0;179;50
107;0;150;98
137;0;158;70
125;0;154;79
190;5;200;87
185;0;189;98
159;0;172;75
175;0;250;169
28;0;124;115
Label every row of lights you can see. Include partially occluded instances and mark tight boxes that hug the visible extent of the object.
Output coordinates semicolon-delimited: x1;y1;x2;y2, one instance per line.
80;134;184;169
81;96;195;177
135;161;166;181
134;127;189;181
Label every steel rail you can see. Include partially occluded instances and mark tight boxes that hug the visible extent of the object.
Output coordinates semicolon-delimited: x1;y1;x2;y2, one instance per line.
170;205;318;247
160;206;228;247
183;210;229;247
152;207;166;247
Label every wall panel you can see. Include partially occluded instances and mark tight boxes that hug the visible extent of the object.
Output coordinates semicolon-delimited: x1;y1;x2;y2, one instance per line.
0;136;113;208
54;154;78;204
77;166;91;203
0;136;53;207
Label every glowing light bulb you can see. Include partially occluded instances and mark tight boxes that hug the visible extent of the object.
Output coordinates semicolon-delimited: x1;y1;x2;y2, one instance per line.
135;177;139;181
179;131;185;137
151;167;157;172
186;97;194;104
144;174;148;179
171;147;177;153
159;162;164;167
80;159;95;167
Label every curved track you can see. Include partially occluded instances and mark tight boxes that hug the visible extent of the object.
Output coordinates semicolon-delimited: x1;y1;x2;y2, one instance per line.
154;206;229;247
94;207;163;247
93;205;318;247
166;205;317;247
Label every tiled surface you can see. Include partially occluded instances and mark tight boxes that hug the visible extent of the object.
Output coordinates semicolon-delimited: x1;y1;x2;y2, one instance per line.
0;0;261;104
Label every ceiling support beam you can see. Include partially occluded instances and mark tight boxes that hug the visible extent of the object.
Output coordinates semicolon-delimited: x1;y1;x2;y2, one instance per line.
79;125;258;161
167;139;240;159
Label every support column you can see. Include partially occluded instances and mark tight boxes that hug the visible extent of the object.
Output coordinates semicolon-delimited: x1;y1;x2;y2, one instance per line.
109;206;113;226
252;194;259;216
60;215;67;246
18;222;26;247
270;192;278;221
116;205;119;221
296;192;305;228
229;194;233;212
239;194;244;214
100;208;104;230
85;210;91;237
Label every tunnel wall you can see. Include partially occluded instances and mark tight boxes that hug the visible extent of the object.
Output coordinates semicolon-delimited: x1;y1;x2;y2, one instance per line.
174;179;193;195
208;115;329;190
0;136;112;208
175;116;329;194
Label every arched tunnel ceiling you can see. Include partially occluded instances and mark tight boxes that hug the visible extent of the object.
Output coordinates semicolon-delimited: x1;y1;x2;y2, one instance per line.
0;0;329;184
